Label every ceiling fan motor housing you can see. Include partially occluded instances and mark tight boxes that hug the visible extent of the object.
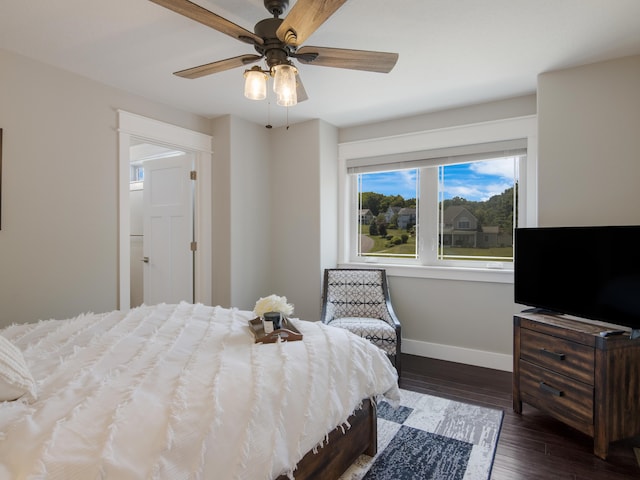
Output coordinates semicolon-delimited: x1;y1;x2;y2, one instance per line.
254;18;293;69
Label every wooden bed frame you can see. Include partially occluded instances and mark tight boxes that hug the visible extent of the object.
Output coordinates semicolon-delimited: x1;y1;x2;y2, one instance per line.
276;398;377;480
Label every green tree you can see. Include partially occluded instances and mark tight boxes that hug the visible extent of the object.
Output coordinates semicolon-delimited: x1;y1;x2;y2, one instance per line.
369;219;378;236
360;192;385;216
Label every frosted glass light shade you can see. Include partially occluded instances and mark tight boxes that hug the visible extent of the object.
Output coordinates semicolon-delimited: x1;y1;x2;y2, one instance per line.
244;68;268;100
272;64;297;106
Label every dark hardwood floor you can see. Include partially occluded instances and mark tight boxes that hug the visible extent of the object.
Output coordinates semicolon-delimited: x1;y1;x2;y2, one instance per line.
399;354;640;479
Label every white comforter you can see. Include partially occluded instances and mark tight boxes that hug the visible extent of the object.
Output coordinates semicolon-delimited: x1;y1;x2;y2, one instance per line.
0;303;399;480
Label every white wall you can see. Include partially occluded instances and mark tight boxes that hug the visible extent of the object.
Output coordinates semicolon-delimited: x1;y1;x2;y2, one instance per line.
0;48;210;326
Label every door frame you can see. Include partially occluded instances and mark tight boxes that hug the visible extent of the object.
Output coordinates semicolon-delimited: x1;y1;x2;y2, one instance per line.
117;110;212;310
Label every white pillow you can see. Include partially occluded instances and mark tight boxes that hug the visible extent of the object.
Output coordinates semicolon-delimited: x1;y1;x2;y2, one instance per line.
0;335;37;401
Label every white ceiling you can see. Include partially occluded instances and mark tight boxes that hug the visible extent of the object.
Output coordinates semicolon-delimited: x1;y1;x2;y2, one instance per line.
2;0;640;128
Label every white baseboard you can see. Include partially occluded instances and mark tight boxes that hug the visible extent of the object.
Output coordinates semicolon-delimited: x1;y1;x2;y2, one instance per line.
402;338;513;372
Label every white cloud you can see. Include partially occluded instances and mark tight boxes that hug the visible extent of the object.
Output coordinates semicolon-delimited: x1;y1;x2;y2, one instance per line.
470;157;517;179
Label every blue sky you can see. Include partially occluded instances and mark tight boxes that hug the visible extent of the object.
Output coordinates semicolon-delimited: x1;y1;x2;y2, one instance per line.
361;158;517;202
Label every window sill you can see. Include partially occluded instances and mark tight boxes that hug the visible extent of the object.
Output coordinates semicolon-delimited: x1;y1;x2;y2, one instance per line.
337;262;514;284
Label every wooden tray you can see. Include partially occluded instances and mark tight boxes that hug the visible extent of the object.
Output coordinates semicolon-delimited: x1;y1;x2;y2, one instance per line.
249;317;303;344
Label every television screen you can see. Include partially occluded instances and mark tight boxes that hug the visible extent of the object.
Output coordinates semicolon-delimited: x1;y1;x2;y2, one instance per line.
514;226;640;332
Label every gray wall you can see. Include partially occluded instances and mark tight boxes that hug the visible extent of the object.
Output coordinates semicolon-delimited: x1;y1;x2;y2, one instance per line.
269;119;339;323
2;45;638;372
333;55;640;370
340;95;537;143
0;48;210;326
210;115;273;311
537;55;640;226
338;96;537;370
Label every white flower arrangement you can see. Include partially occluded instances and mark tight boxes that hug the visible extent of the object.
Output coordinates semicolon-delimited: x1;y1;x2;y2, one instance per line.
253;294;294;318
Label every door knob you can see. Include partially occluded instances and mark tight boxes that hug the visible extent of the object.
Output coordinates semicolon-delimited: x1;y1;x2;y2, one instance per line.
142;257;149;263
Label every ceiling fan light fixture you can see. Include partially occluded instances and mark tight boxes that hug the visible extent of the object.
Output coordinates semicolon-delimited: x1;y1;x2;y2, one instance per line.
243;66;268;100
272;64;298;106
276;90;297;107
152;0;398;110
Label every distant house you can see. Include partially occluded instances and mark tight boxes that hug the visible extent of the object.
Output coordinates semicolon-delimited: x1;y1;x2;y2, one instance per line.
441;206;478;247
359;209;374;225
478;225;513;248
440;206;512;248
397;208;416;229
385;206;402;223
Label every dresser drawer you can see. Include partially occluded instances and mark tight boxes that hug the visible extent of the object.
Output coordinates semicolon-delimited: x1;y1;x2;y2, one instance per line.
514;312;640;460
520;328;594;385
520;360;594;433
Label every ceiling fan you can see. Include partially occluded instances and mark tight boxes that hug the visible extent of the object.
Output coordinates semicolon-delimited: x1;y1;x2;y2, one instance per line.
149;0;399;106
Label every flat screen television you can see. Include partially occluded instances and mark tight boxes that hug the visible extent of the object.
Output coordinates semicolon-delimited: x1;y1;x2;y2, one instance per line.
514;225;640;338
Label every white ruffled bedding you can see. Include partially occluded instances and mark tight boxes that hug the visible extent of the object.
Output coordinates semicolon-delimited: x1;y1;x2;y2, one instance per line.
0;302;399;480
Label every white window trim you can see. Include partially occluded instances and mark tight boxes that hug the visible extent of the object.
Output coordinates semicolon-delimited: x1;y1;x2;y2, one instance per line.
338;115;537;283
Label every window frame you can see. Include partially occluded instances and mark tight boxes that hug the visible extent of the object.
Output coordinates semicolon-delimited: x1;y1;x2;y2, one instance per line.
338;115;537;283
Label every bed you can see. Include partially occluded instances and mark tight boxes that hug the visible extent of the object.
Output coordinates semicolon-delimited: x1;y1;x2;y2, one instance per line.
0;302;399;479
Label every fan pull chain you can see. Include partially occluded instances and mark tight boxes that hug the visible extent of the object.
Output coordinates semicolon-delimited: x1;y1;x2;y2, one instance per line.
265;100;272;129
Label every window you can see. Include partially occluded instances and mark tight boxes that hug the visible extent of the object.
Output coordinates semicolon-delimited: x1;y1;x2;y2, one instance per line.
352;151;523;267
339;116;537;281
130;164;144;183
356;169;419;259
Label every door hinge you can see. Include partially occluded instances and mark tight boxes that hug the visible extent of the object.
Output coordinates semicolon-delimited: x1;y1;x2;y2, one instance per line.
190;241;197;252
190;170;197;180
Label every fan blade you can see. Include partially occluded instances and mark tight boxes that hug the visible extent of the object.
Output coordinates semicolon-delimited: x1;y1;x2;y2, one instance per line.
149;0;263;45
174;54;263;79
296;73;309;102
276;0;347;47
295;46;398;73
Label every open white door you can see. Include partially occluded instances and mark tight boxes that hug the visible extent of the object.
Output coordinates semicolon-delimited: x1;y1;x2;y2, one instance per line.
143;154;194;305
118;110;212;310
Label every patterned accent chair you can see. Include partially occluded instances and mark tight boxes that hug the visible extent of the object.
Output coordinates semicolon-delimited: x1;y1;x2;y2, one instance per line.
321;268;402;377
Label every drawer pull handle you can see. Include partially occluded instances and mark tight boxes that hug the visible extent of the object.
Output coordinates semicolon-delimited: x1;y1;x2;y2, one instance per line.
539;381;564;397
539;348;566;361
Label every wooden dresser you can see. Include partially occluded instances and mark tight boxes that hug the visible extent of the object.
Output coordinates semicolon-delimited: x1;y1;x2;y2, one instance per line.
513;312;640;459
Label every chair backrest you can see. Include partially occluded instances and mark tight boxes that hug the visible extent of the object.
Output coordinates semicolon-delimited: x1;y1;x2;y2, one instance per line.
322;269;393;325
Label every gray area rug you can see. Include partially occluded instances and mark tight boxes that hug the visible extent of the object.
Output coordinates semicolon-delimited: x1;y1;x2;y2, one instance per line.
339;389;504;480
